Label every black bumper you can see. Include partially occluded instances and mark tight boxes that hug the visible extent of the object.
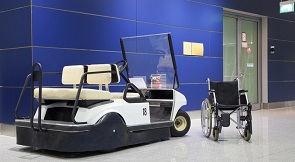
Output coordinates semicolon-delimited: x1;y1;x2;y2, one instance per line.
15;113;171;152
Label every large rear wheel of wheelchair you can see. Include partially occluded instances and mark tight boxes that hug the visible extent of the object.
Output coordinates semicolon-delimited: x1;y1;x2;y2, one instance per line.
201;98;212;138
170;110;191;137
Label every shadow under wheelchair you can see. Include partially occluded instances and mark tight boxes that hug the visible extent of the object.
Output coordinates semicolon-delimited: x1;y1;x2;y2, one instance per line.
201;126;253;143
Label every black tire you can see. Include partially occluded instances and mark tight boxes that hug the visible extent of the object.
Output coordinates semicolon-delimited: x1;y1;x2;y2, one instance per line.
213;127;219;141
244;124;251;141
170;110;191;137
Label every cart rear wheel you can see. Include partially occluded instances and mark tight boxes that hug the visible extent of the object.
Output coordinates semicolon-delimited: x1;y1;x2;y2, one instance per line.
201;98;212;138
170;110;191;137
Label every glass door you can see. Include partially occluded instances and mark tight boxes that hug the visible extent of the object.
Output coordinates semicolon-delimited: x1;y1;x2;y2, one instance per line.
240;20;258;104
223;14;260;109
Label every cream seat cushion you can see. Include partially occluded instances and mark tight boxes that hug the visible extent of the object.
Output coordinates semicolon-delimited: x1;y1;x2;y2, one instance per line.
62;65;85;85
34;88;112;100
111;92;140;99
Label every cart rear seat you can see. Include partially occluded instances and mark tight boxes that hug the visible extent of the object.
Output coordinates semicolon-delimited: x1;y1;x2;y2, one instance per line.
34;64;117;100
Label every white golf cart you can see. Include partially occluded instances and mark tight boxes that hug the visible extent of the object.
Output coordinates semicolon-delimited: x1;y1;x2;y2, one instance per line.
15;33;191;152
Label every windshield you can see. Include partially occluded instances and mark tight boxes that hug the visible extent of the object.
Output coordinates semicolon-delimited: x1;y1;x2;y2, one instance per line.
120;33;179;89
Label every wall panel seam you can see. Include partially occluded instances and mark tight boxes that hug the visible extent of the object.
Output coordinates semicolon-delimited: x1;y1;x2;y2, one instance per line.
32;5;222;33
0;6;30;13
0;46;32;51
269;60;295;62
269;38;295;43
268;16;295;23
32;5;136;22
269;81;295;83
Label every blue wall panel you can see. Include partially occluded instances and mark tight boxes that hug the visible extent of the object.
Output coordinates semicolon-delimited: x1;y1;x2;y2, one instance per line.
268;18;295;41
32;7;136;51
178;84;208;111
136;22;210;56
0;88;15;124
12;7;31;48
32;0;136;20
268;82;295;102
209;6;223;32
209;32;223;57
210;0;262;15
0;88;31;124
268;61;295;82
137;0;210;30
261;0;295;22
268;18;295;102
0;0;30;11
176;56;209;83
268;39;295;61
0;48;32;86
208;58;223;81
0;11;13;48
0;7;31;49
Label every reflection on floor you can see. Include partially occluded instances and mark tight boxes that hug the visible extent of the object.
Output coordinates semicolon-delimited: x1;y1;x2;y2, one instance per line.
1;107;295;162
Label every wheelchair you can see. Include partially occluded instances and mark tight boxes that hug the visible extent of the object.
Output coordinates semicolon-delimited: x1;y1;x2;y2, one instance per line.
201;78;252;141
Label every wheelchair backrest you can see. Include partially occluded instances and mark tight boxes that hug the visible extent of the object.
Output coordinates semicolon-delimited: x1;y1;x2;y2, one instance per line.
210;81;239;105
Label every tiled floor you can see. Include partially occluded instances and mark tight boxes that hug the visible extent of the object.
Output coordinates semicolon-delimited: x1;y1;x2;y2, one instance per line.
1;107;295;162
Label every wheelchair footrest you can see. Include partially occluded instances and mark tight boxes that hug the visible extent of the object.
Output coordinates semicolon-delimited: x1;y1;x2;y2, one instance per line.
221;113;230;127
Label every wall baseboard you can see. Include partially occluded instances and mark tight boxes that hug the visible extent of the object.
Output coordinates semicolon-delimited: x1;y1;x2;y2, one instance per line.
263;100;295;109
0;124;15;137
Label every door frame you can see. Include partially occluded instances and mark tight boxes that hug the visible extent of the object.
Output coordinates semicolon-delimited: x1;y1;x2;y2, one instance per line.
223;9;264;110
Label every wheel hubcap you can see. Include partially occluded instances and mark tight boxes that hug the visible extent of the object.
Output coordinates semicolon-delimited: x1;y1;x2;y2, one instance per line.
174;116;187;131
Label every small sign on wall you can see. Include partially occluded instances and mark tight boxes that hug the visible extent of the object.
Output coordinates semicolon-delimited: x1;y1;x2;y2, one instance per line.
247;46;251;54
183;42;192;55
183;41;204;56
242;32;246;42
241;32;247;48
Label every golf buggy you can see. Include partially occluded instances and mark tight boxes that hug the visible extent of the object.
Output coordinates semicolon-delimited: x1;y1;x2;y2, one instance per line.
15;33;191;152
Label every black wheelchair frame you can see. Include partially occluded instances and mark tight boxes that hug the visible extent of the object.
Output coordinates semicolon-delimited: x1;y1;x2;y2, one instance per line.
201;78;252;141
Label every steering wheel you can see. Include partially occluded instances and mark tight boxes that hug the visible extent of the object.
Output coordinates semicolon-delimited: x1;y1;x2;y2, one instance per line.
115;60;127;73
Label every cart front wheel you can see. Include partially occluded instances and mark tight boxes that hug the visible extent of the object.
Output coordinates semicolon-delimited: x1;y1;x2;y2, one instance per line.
170;110;191;137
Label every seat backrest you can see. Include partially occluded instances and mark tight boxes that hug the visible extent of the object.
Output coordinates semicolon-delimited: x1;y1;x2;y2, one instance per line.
61;65;85;85
210;81;239;105
87;64;120;85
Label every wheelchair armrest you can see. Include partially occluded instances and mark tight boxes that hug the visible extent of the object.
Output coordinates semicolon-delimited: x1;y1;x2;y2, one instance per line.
239;90;248;93
208;89;215;93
